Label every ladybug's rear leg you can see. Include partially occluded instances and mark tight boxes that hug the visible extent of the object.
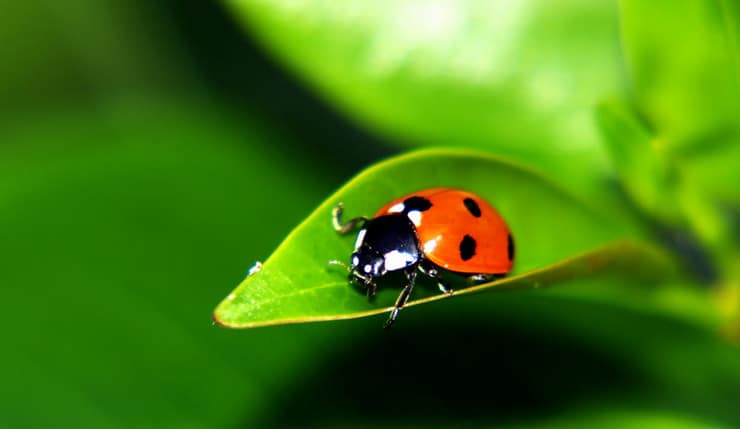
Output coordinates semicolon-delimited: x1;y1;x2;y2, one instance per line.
384;268;417;329
418;260;453;295
468;273;506;285
469;274;489;284
332;202;368;234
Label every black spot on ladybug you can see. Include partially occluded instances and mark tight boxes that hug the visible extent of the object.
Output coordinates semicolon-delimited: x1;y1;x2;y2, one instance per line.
403;196;432;213
459;235;476;261
463;198;481;217
507;234;515;261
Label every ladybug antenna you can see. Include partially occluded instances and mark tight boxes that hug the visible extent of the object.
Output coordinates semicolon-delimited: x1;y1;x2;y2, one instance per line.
332;202;368;235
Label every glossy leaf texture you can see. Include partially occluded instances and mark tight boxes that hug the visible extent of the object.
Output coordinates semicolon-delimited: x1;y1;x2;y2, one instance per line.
214;149;674;328
226;0;625;200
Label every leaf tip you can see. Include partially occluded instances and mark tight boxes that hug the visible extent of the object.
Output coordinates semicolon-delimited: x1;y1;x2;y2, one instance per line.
212;294;240;328
212;308;231;328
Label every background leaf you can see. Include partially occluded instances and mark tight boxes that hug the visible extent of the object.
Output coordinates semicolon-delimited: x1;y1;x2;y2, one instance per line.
596;99;677;224
619;0;740;150
596;97;740;287
226;0;626;200
617;2;740;281
0;98;353;428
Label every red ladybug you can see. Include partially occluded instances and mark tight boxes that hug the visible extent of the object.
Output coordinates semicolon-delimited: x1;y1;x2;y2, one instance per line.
331;188;514;327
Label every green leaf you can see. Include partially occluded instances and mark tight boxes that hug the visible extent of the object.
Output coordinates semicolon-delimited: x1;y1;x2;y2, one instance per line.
596;99;678;224
617;3;740;287
680;134;740;205
596;99;740;288
214;149;669;328
226;0;625;199
619;0;740;149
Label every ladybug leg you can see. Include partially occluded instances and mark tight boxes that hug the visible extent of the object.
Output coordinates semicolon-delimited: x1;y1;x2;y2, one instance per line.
366;281;378;298
384;268;417;328
468;274;490;284
418;261;453;294
332;202;368;234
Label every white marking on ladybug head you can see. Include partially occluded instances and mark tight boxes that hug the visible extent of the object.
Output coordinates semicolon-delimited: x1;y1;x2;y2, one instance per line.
354;228;367;251
388;202;405;213
363;264;372;273
407;210;422;226
352;255;360;267
384;250;416;271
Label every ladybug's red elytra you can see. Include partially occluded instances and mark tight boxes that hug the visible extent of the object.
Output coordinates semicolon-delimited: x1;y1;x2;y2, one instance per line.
330;188;514;327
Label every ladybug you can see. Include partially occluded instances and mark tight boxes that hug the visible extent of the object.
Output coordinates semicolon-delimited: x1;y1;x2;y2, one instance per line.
331;188;514;327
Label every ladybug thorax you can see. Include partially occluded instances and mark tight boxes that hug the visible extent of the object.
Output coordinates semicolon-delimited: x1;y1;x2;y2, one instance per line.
351;214;421;278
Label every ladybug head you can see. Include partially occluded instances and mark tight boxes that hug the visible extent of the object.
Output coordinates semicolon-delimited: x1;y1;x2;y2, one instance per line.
330;214;420;296
344;215;421;290
349;247;386;285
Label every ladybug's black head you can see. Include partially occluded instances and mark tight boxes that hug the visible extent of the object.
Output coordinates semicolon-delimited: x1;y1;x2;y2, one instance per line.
349;247;386;285
348;215;421;288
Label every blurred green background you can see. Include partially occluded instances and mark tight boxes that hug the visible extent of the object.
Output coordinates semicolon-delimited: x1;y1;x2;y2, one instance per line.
2;1;739;428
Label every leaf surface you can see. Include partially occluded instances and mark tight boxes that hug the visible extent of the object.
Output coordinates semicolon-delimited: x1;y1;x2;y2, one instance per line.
214;149;667;328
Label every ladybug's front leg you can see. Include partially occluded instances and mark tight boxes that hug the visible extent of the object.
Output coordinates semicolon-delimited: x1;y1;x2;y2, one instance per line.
332;202;368;234
384;268;417;329
418;260;453;295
